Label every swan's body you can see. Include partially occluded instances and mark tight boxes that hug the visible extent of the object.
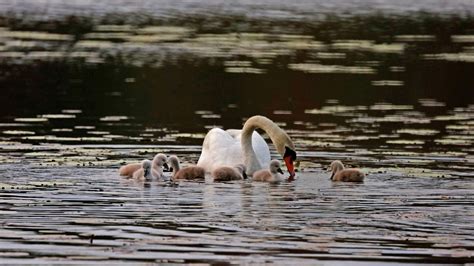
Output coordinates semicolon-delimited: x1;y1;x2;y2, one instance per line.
132;160;152;180
197;116;296;177
198;128;269;173
252;160;285;182
169;155;205;180
329;160;365;182
212;164;247;181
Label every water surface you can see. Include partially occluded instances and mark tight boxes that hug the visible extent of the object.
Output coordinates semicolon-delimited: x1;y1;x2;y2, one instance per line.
0;1;473;264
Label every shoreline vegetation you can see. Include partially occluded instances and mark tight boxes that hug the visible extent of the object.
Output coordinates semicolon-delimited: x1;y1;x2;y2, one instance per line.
0;12;473;42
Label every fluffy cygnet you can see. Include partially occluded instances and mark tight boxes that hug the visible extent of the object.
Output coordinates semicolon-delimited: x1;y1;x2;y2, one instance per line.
132;159;152;180
151;153;169;179
119;153;169;179
212;164;247;181
252;160;285;182
168;155;206;180
329;160;365;182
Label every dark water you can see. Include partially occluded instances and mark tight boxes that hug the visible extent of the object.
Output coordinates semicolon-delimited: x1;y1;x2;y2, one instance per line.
0;1;473;264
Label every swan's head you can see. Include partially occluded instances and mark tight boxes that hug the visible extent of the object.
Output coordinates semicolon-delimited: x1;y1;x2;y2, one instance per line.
271;130;296;177
329;160;344;179
243;115;297;177
269;160;284;175
168;155;180;172
282;146;297;178
153;153;169;171
271;124;296;177
141;159;152;178
234;164;247;179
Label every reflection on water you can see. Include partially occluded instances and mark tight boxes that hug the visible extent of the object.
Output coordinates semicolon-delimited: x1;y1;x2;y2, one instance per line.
0;1;474;264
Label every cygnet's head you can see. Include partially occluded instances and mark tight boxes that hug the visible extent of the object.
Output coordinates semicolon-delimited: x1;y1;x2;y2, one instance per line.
168;155;180;172
142;159;152;177
269;160;284;175
153;153;169;170
329;160;345;173
234;164;247;179
329;160;344;179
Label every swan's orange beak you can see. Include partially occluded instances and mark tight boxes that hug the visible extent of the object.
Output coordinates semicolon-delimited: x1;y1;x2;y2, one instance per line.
283;146;297;178
284;155;295;177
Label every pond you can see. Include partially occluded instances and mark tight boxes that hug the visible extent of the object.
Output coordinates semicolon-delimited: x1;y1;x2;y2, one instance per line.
0;0;473;264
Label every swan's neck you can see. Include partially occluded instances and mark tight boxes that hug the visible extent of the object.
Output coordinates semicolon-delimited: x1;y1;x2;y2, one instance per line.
241;116;283;174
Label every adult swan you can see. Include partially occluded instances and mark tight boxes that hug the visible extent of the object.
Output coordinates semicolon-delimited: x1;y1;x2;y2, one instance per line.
197;115;297;177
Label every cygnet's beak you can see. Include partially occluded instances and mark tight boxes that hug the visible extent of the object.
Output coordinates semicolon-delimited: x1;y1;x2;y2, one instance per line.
277;168;284;175
163;163;169;171
144;168;150;178
330;172;334;180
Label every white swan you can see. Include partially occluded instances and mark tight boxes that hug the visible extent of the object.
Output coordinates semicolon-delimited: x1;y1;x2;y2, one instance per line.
197;115;296;177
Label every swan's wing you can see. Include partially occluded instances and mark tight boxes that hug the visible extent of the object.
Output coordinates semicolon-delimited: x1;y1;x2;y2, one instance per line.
197;128;243;172
251;131;271;167
201;128;234;150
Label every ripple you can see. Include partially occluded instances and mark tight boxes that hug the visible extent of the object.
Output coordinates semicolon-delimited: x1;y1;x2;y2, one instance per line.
451;35;474;43
423;53;474;63
99;116;131;122
40;114;76;119
395;35;436;42
0;30;73;41
396;129;439;136
288;63;376;74
14;118;48;123
2;130;35;135
225;67;266;74
371;80;404;86
332;40;405;53
369;103;413;111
